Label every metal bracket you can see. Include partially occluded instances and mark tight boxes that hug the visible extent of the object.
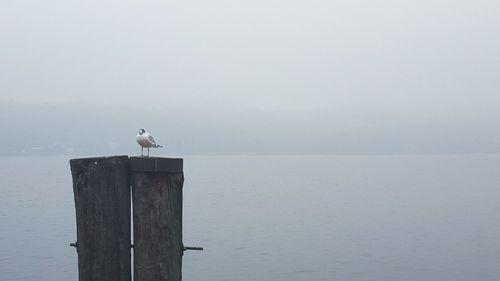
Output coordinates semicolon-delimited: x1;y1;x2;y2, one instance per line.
71;241;203;252
183;246;204;251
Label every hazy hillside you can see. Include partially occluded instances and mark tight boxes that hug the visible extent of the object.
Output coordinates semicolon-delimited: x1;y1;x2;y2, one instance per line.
1;102;499;156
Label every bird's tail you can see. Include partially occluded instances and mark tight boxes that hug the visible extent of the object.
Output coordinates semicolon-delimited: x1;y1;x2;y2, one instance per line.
156;144;164;148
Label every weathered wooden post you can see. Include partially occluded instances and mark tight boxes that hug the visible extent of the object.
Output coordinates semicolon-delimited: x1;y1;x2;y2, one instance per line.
70;155;201;281
70;156;131;281
130;156;184;281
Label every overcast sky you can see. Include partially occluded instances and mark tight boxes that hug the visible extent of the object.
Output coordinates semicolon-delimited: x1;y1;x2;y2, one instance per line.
1;0;499;154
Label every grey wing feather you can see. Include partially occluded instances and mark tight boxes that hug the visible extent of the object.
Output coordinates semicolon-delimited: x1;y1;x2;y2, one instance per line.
148;135;157;144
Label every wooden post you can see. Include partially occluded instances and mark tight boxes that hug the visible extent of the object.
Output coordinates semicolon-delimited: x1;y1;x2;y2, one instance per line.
70;156;131;281
130;157;184;281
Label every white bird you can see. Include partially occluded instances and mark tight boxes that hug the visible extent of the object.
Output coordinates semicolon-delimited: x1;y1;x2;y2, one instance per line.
136;128;163;157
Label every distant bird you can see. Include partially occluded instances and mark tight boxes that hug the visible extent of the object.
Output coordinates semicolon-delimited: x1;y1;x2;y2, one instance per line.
136;128;163;157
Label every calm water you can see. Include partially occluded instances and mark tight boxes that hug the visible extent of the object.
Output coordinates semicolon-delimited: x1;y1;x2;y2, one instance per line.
0;155;499;281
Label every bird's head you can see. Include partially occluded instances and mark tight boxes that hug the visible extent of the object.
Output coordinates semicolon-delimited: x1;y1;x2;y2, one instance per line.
138;128;146;135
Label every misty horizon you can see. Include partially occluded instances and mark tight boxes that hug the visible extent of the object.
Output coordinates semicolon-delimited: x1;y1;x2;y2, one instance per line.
1;101;498;156
1;0;499;156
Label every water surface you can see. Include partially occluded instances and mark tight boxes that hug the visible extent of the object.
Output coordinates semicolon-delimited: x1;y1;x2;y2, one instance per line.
1;155;499;281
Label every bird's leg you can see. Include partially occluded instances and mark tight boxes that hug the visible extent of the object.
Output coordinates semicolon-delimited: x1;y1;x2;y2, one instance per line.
141;147;144;156
147;148;150;157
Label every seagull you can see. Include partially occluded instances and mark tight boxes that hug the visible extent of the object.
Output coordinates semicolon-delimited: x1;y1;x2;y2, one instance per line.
136;128;163;157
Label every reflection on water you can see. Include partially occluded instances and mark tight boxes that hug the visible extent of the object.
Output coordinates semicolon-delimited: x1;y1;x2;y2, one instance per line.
1;155;499;281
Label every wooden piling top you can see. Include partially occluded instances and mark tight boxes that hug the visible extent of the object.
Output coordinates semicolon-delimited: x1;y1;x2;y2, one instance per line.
70;155;183;173
129;156;183;173
69;155;129;166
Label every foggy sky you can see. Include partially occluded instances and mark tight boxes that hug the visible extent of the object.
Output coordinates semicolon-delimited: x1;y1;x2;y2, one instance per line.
1;0;499;154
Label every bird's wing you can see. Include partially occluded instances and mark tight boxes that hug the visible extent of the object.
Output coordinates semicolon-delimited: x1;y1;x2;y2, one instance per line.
148;135;157;145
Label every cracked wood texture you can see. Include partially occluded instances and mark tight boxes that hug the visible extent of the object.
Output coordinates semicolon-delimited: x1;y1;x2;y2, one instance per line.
132;170;184;281
70;156;131;281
